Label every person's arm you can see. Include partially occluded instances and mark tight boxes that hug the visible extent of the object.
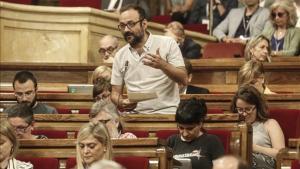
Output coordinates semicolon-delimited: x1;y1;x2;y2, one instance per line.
143;48;188;86
275;28;300;56
253;119;285;158
213;10;232;41
111;85;137;111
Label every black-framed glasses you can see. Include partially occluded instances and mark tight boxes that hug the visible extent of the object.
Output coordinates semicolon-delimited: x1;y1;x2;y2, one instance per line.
98;46;117;55
271;12;286;18
117;19;143;31
14;90;35;98
13;123;31;133
236;106;256;114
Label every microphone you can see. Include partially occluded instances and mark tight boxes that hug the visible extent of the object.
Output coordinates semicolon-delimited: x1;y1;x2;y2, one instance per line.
117;61;129;110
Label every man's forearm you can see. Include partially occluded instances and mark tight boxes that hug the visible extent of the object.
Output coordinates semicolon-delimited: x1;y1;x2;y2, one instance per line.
161;63;188;86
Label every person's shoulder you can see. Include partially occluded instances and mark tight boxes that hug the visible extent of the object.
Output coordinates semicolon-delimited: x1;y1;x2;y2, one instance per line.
258;7;270;14
264;118;280;127
204;133;222;142
15;159;33;169
152;34;175;43
115;44;130;58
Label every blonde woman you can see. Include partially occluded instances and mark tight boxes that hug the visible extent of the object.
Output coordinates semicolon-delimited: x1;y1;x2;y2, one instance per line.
91;66;112;84
76;122;112;169
262;0;300;56
244;35;271;62
0;120;33;169
238;60;275;94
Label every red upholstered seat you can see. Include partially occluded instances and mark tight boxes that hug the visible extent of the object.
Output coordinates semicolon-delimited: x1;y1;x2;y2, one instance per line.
57;108;90;114
115;156;149;169
1;0;32;4
292;160;300;169
151;15;172;24
59;0;101;9
156;129;231;153
123;130;149;138
269;109;300;146
16;157;59;169
32;130;68;138
203;42;245;58
66;158;76;169
184;24;209;34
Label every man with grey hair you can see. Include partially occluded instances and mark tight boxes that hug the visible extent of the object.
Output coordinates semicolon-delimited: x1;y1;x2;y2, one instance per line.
98;35;119;63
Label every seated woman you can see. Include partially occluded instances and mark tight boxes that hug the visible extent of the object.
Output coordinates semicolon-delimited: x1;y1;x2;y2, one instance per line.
238;60;275;94
91;66;112;84
244;35;271;62
7;103;47;139
262;0;300;56
167;98;224;169
0;120;33;169
76;122;112;169
230;85;285;169
89;100;136;139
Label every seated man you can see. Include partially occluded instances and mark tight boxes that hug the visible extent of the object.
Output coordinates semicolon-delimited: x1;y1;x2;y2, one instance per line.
164;21;202;59
4;71;57;114
98;35;119;63
213;0;269;43
7;103;47;139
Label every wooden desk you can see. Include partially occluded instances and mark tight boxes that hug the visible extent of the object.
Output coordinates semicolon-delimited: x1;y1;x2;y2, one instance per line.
18;138;172;169
1;93;300;110
1;58;300;86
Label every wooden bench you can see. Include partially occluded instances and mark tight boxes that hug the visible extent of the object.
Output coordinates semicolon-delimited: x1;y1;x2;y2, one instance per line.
0;113;253;163
1;93;300;110
18;138;172;169
1;58;300;87
276;138;300;169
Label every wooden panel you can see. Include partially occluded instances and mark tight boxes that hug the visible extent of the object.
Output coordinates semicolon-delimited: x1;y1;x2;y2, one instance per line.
0;2;216;64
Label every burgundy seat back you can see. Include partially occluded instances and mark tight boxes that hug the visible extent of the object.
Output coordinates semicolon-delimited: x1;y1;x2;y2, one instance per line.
57;108;90;114
59;0;101;9
269;109;300;146
184;24;209;34
1;0;32;4
156;129;231;153
207;109;223;114
115;156;149;169
203;42;245;58
16;157;59;169
66;158;76;169
292;160;300;169
32;130;68;138
123;130;149;138
151;15;171;24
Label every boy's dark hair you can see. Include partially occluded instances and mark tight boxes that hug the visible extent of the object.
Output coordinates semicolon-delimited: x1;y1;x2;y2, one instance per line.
13;71;37;89
7;103;34;124
120;4;146;20
176;98;207;124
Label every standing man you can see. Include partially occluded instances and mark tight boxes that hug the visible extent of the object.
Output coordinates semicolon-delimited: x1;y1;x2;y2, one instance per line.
111;4;188;114
98;35;119;63
4;71;57;114
213;0;269;43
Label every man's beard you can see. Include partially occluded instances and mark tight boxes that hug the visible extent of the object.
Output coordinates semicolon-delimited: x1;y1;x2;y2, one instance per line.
123;31;144;47
18;95;37;108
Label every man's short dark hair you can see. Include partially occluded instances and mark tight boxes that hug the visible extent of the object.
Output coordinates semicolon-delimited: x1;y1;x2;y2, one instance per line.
120;4;146;20
7;103;34;124
13;71;37;89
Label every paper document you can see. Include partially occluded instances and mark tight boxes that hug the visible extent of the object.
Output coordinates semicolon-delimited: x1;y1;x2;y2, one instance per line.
127;92;157;102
